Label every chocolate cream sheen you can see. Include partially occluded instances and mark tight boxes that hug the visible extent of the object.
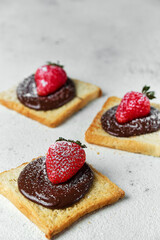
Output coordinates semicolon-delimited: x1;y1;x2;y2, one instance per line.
101;106;160;137
18;157;94;209
16;75;76;110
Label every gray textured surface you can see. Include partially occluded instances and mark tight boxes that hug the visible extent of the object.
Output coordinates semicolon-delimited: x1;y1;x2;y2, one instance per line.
0;0;160;239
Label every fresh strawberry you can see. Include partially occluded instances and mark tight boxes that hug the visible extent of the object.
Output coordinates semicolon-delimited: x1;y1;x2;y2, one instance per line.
116;85;155;124
35;62;67;96
46;138;86;184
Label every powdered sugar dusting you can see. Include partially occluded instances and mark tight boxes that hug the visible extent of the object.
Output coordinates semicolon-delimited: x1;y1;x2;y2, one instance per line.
101;106;160;137
18;157;93;209
46;141;86;184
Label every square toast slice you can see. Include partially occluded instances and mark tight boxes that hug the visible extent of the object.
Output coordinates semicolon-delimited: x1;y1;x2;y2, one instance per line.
85;96;160;157
0;79;102;127
0;159;124;239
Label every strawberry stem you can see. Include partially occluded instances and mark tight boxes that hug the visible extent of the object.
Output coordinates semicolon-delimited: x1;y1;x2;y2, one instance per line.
56;137;87;148
142;85;156;100
47;61;64;69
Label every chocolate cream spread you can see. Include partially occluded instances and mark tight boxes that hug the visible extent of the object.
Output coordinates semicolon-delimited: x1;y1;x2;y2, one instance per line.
16;75;76;111
101;106;160;137
18;157;94;209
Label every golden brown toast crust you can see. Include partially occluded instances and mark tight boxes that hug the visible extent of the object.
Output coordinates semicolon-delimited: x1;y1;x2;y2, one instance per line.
0;159;124;239
85;96;160;157
0;79;102;127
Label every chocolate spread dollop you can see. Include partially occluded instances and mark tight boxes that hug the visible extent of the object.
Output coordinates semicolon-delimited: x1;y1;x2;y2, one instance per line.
16;75;76;110
101;106;160;137
18;157;94;209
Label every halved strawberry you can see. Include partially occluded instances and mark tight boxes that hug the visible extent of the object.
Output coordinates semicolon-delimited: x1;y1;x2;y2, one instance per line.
35;62;67;96
46;138;86;184
116;85;155;124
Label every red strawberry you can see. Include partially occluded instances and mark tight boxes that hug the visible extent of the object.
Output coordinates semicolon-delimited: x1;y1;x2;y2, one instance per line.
46;138;86;184
116;86;155;124
35;62;67;96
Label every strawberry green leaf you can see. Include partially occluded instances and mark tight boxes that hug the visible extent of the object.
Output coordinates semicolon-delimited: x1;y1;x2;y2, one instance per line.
142;85;150;93
146;91;156;99
142;85;156;100
56;137;87;148
47;61;64;69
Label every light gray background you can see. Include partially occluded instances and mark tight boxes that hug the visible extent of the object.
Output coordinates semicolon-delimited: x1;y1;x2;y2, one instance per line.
0;0;160;239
